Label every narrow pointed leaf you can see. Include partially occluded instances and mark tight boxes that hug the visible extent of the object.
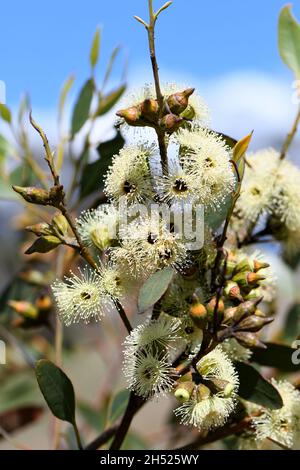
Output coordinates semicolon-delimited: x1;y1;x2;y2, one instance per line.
71;79;94;136
279;5;300;78
90;27;101;68
251;342;300;372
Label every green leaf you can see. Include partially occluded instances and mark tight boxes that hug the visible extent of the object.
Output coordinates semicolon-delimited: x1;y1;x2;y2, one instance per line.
251;342;300;372
71;79;94;136
59;75;75;122
95;84;126;117
18;94;30;123
78;402;105;432
283;304;300;343
108;389;130;423
79;130;124;199
35;359;76;424
0;134;14;160
138;268;174;313
25;236;61;255
235;362;283;409
0;103;12;123
279;5;300;78
90;27;101;68
103;46;121;88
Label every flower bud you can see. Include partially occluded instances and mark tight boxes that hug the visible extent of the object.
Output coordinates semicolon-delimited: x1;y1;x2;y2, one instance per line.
12;186;51;205
196;383;211;401
235;315;273;332
174;381;195;403
140;98;159;122
254;308;266;318
224;383;235;398
90;226;112;251
189;301;207;328
224;281;243;302
207;297;225;318
116;105;143;126
233;298;262;323
167;88;195;115
232;271;265;288
26;223;51;237
253;259;270;272
8;300;39;319
52;213;69;236
180;104;196;120
35;295;52;312
49;185;65;208
223;306;237;325
234;331;266;349
159;114;184;134
25;235;62;255
234;258;253;273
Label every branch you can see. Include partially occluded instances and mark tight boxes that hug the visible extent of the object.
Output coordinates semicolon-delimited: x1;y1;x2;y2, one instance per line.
85;425;119;450
176;416;254;450
280;105;300;160
109;392;145;450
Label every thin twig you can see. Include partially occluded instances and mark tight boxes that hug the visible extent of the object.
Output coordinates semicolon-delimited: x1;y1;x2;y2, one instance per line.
280;105;300;160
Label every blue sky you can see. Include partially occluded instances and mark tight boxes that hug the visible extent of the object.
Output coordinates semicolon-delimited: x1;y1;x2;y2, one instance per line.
1;0;299;108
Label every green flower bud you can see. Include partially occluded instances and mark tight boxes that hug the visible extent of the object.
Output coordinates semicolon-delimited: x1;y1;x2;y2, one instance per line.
174;381;195;403
232;271;265;288
235;315;274;332
12;186;51;205
224;281;243;302
52;213;69;236
167;88;195;115
234;331;266;349
159;114;184;134
8;300;39;319
26;223;52;237
189;301;207;328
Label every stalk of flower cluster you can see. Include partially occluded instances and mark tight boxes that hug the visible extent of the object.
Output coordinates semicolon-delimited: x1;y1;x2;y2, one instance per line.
29;113;132;334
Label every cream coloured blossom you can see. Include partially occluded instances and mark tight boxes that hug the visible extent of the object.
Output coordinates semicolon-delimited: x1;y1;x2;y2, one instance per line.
123;348;175;398
253;379;300;449
174;346;239;431
104;144;155;204
176;127;236;210
76;204;118;250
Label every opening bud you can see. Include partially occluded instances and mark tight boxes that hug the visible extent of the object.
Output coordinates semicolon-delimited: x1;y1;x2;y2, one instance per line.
174;381;195;403
224;281;243;302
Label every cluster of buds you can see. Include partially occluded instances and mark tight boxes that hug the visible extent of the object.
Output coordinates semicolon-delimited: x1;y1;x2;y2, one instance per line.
116;88;195;134
9;294;53;328
174;370;235;404
25;213;71;255
188;252;273;349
